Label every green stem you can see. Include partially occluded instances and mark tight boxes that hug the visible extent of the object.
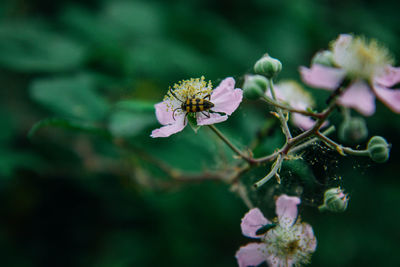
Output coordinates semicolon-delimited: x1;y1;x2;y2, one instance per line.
208;125;250;160
268;79;292;139
316;131;369;157
289;126;336;155
254;154;283;188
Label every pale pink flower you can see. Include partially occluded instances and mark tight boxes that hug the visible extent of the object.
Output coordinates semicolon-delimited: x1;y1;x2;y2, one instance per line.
235;195;317;267
268;81;318;130
300;34;400;116
151;77;242;138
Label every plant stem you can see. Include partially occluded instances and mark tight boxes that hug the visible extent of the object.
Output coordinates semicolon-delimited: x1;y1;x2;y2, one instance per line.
268;79;292;139
254;154;283;188
316;131;370;157
261;96;321;118
289;126;336;155
208;125;250;160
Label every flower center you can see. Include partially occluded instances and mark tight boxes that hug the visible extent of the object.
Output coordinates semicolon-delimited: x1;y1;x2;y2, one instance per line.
163;76;213;112
333;36;393;80
263;224;313;265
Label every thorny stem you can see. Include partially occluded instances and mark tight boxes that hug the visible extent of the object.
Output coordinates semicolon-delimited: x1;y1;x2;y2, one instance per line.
254;154;284;188
289;126;336;155
268;79;292;139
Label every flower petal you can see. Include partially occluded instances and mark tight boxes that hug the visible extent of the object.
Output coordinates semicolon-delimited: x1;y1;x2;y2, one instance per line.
150;114;186;138
240;208;270;238
291;113;316;130
155;101;181;125
297;223;317;252
276;194;300;228
266;255;294;267
299;64;346;90
338;81;376;116
235;243;267;267
332;34;353;67
196;112;228;125
373;84;400;113
374;66;400;88
210;77;243;115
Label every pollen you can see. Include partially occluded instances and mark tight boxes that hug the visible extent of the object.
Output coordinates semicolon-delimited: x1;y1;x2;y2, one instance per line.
332;35;394;80
163;76;213;112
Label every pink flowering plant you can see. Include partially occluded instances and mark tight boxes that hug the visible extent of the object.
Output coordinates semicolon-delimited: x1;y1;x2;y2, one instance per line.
139;33;397;266
127;33;400;266
151;76;243;138
236;195;316;267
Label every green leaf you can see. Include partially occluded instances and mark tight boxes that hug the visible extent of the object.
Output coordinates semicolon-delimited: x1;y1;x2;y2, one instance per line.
0;22;86;72
29;74;109;121
108;100;157;137
28;118;111;139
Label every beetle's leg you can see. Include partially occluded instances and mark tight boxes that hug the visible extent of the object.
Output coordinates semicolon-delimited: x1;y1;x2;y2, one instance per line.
201;111;210;118
172;107;182;121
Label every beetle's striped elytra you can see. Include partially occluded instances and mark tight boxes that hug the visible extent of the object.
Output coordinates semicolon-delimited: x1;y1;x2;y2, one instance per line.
183;97;214;113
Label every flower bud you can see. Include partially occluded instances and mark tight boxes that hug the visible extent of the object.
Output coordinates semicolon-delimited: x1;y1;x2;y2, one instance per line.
242;75;268;100
311;50;334;67
338;117;368;144
254;54;282;78
367;136;390;163
319;187;349;213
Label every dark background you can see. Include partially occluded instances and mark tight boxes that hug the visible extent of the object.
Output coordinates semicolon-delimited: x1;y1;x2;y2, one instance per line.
0;0;399;266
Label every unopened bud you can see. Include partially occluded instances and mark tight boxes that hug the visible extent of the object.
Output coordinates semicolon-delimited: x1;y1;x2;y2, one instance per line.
319;187;349;213
338;117;368;144
254;54;282;78
243;75;268;100
311;50;334;67
367;136;390;163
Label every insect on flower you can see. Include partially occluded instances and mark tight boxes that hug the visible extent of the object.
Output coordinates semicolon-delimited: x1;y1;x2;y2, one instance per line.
150;77;243;138
168;86;215;124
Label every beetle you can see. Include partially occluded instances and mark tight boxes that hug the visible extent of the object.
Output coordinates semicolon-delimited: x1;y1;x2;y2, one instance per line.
255;223;277;235
169;87;215;124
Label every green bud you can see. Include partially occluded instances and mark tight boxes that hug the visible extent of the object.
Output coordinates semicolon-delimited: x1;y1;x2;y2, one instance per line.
242;75;268;100
254;54;282;78
311;50;334;67
319;187;349;213
367;136;390;163
338;117;368;144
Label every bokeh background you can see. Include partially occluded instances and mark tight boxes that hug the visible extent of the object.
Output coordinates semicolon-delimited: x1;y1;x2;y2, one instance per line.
1;0;400;266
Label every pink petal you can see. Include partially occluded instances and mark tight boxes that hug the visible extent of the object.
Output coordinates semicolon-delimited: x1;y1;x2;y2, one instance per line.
374;66;400;87
299;65;346;90
276;194;300;228
150;114;186;138
210;77;243;115
298;223;317;252
196;112;228;125
155;102;175;125
292;113;316;130
240;208;270;238
373;84;400;113
338;81;376;116
266;255;294;267
235;243;267;267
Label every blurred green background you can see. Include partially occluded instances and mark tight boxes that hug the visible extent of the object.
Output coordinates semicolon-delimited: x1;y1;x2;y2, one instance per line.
1;0;400;266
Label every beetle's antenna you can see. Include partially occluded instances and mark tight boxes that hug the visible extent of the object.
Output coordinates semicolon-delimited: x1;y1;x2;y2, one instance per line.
169;87;184;102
